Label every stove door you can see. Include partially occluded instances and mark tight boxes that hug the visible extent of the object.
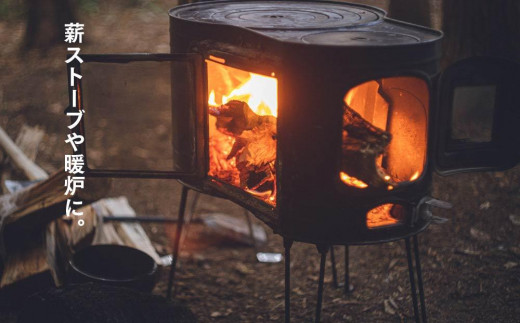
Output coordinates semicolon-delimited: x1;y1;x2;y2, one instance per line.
434;56;520;175
66;53;205;179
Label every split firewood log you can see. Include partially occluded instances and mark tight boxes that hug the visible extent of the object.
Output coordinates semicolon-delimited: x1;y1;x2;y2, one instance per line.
342;104;395;188
0;125;47;181
209;100;276;136
210;100;276;192
0;222;63;303
0;169;110;242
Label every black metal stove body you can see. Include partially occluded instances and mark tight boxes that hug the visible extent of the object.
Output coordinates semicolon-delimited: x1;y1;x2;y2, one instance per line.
70;0;520;246
169;0;441;245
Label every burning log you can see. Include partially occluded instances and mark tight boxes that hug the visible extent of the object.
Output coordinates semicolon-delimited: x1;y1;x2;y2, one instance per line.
209;100;275;137
342;104;395;188
210;100;276;194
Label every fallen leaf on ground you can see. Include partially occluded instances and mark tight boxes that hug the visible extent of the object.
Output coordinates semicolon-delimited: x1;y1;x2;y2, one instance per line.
479;201;491;210
211;309;232;318
388;258;399;270
455;248;481;256
509;215;520;226
470;227;491;241
384;299;396;315
235;262;254;275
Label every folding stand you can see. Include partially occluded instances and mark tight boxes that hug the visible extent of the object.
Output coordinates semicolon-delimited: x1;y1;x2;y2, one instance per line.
168;187;428;323
286;236;427;323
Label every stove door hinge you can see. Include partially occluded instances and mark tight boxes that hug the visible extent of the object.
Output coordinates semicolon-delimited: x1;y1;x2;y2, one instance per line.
414;196;452;225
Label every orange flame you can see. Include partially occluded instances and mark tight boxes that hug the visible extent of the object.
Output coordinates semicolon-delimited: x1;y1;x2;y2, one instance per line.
367;203;400;228
207;61;277;117
339;172;368;188
207;60;277;205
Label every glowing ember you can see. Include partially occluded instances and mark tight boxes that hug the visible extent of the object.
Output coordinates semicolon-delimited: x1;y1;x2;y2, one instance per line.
340;172;368;188
207;60;277;205
367;203;401;228
409;171;420;181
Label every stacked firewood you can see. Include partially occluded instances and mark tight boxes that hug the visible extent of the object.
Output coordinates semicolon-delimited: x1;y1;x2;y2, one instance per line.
0;125;161;303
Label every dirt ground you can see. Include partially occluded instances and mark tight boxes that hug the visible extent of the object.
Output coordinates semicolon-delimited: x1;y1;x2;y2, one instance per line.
0;1;519;322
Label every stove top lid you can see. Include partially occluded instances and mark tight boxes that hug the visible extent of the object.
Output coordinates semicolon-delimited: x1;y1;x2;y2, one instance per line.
301;30;421;45
171;1;441;46
171;0;384;30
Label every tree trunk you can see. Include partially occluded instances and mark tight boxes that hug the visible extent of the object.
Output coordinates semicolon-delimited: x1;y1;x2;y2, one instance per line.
23;0;76;51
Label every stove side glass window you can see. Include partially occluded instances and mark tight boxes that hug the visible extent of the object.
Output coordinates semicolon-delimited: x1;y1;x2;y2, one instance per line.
341;77;429;228
206;60;277;205
341;76;428;190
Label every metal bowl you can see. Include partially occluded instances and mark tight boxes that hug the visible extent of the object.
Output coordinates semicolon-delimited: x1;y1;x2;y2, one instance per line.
68;244;158;292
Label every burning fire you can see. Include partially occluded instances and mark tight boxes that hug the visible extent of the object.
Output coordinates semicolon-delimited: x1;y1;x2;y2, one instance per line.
366;203;401;228
409;171;419;181
207;60;278;205
340;172;368;188
340;78;425;190
208;74;277;117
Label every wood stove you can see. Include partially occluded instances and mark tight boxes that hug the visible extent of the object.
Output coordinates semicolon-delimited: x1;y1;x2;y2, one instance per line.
170;1;442;246
67;1;520;322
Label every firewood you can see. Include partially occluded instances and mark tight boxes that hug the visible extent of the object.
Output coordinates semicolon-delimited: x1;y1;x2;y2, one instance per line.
54;204;98;259
54;197;162;264
0;169;110;241
1;125;45;194
0;126;65;300
209;100;275;136
342;104;395;188
90;197;162;264
0;125;47;181
210;100;276;193
0;222;63;304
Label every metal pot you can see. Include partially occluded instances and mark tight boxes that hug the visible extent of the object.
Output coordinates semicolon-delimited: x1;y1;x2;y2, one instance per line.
68;244;158;292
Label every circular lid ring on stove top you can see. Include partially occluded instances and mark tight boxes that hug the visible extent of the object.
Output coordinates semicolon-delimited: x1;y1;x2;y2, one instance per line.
171;1;384;30
302;30;422;46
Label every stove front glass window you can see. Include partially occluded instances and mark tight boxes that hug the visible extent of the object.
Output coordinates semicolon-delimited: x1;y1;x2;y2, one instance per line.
206;59;278;205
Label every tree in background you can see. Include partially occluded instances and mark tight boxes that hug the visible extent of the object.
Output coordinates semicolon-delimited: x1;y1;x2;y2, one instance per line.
22;0;76;51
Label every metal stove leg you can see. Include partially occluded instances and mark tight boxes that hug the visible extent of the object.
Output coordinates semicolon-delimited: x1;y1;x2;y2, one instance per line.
188;191;200;221
330;246;339;288
244;209;258;255
166;185;189;299
344;245;351;295
284;239;293;323
413;235;427;323
405;237;420;323
315;245;328;323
